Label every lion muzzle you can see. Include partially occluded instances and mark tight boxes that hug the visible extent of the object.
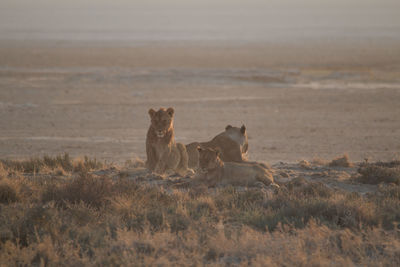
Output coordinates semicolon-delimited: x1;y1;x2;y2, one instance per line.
156;130;165;138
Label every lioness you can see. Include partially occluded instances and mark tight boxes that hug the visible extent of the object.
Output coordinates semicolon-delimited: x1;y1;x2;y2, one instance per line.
196;146;277;187
186;125;248;169
146;107;191;176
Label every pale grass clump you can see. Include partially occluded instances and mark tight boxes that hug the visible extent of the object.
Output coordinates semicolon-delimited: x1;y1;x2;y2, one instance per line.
298;159;312;169
329;154;353;168
311;157;329;166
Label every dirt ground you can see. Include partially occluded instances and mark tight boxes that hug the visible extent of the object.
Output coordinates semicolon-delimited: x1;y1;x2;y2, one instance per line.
0;40;399;164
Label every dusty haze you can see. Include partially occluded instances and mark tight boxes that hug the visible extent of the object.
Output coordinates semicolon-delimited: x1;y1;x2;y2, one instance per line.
1;0;399;42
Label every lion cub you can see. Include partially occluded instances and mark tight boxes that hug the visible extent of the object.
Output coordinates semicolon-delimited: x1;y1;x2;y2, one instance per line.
146;107;191;176
196;146;276;187
186;125;248;169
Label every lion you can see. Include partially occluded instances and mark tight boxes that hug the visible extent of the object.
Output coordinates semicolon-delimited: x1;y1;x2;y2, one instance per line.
186;125;248;169
195;146;277;188
146;107;191;176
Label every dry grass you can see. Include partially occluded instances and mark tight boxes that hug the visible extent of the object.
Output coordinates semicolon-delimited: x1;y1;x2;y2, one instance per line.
357;161;400;185
42;173;114;209
0;155;400;266
0;182;18;204
124;157;145;168
298;159;312;169
311;158;329;166
0;153;103;174
329;154;353;168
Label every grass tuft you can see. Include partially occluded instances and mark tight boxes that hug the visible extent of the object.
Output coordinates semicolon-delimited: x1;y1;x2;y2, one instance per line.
357;161;400;185
329;154;353;167
42;173;113;208
0;154;103;174
0;182;18;203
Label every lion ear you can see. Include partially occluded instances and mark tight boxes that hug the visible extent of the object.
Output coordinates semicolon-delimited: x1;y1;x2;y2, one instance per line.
240;125;246;134
167;107;174;117
225;125;233;131
148;108;156;118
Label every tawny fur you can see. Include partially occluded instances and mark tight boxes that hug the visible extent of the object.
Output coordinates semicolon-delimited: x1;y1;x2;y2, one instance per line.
195;147;276;187
146;107;191;176
186;125;248;169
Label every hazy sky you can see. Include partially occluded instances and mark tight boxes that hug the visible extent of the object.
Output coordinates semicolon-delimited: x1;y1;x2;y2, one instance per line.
1;0;399;42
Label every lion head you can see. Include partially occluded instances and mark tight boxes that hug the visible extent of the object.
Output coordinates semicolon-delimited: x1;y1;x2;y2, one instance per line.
197;146;223;173
148;107;174;138
225;124;248;154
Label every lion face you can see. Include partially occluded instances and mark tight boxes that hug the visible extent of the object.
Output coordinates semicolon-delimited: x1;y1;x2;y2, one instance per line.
225;124;248;154
148;107;174;138
197;146;221;173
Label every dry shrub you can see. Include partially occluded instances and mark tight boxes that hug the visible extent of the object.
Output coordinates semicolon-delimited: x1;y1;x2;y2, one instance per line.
1;233;85;266
0;183;18;204
373;160;400;168
0;203;60;247
111;177;141;196
329;154;353;167
0;154;72;173
378;185;400;200
0;158;43;173
64;202;102;227
42;154;74;172
73;156;103;173
285;178;333;198
1;222;399;267
0;162;7;178
2;157;400;266
52;167;67;176
124;158;145;168
17;205;57;246
256;179;381;231
0;154;102;174
298;159;312;169
311;157;328;166
358;162;400;185
188;197;217;221
42;173;113;208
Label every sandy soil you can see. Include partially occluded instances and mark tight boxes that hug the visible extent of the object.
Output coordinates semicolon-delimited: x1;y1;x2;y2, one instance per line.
0;40;400;164
93;160;379;196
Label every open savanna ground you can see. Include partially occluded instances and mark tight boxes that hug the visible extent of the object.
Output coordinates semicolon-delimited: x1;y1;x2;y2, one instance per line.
1;154;400;266
1;41;400;164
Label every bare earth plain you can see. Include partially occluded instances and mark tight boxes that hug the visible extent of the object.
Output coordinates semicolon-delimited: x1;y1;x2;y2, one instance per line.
1;40;400;266
0;40;399;164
